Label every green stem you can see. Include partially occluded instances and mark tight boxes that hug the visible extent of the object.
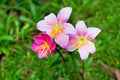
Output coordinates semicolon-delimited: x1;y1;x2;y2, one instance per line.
69;52;77;79
57;47;67;77
57;49;66;62
69;52;76;72
82;61;85;80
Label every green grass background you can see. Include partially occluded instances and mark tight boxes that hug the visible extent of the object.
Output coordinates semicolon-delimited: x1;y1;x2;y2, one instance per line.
0;0;120;80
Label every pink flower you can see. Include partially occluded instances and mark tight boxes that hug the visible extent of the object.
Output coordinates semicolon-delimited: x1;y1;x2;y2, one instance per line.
37;7;75;48
66;21;101;60
31;33;56;58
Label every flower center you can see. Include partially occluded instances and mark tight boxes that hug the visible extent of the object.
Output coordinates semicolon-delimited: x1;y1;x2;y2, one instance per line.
77;36;86;48
50;24;62;37
35;40;51;53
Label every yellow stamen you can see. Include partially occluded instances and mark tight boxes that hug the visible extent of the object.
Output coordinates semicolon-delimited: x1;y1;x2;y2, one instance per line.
40;47;46;55
36;44;46;50
35;40;51;53
77;36;87;48
50;24;62;37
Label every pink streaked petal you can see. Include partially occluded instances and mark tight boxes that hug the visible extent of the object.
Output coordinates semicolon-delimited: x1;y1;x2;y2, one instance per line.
57;7;72;23
37;20;52;32
38;53;45;58
86;27;101;40
55;33;69;48
50;41;56;52
40;33;56;53
78;47;89;60
33;35;43;45
40;33;52;42
40;33;56;52
38;49;48;58
31;43;38;52
84;41;96;54
62;23;76;35
66;37;78;51
45;13;57;25
33;33;52;45
75;20;87;36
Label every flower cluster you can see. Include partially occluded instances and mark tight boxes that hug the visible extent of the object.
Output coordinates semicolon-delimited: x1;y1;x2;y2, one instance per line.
31;7;101;60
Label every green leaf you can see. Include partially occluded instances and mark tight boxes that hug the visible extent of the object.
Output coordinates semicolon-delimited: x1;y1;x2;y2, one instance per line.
19;15;34;25
1;47;9;55
0;35;14;41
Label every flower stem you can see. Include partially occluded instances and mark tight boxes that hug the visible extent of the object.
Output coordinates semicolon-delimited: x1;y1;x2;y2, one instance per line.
69;52;76;72
58;50;66;62
69;52;77;79
57;47;68;77
82;61;85;80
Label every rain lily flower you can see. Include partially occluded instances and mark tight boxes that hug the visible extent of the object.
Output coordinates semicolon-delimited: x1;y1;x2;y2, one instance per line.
66;21;101;60
31;33;56;58
37;7;75;48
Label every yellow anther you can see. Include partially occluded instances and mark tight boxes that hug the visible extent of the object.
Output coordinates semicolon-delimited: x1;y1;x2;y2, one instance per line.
77;36;86;48
35;40;51;53
50;25;62;37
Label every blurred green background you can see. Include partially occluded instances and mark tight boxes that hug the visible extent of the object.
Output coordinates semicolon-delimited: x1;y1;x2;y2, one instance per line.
0;0;120;80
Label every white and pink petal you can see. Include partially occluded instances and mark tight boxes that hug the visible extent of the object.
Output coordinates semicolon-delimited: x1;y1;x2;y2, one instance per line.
75;20;87;36
66;34;78;51
66;39;78;52
57;7;72;23
55;33;69;48
62;23;76;35
44;13;57;25
78;47;89;60
86;27;101;40
84;41;96;54
37;20;52;32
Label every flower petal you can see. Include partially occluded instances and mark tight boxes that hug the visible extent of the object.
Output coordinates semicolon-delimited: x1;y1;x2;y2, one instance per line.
37;20;52;32
45;13;57;25
62;23;76;35
33;33;51;45
33;35;43;45
84;41;96;54
31;43;38;52
75;20;87;36
55;33;69;48
38;50;48;58
57;7;72;23
78;47;89;60
86;27;101;40
66;35;78;51
49;40;56;52
40;33;52;42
